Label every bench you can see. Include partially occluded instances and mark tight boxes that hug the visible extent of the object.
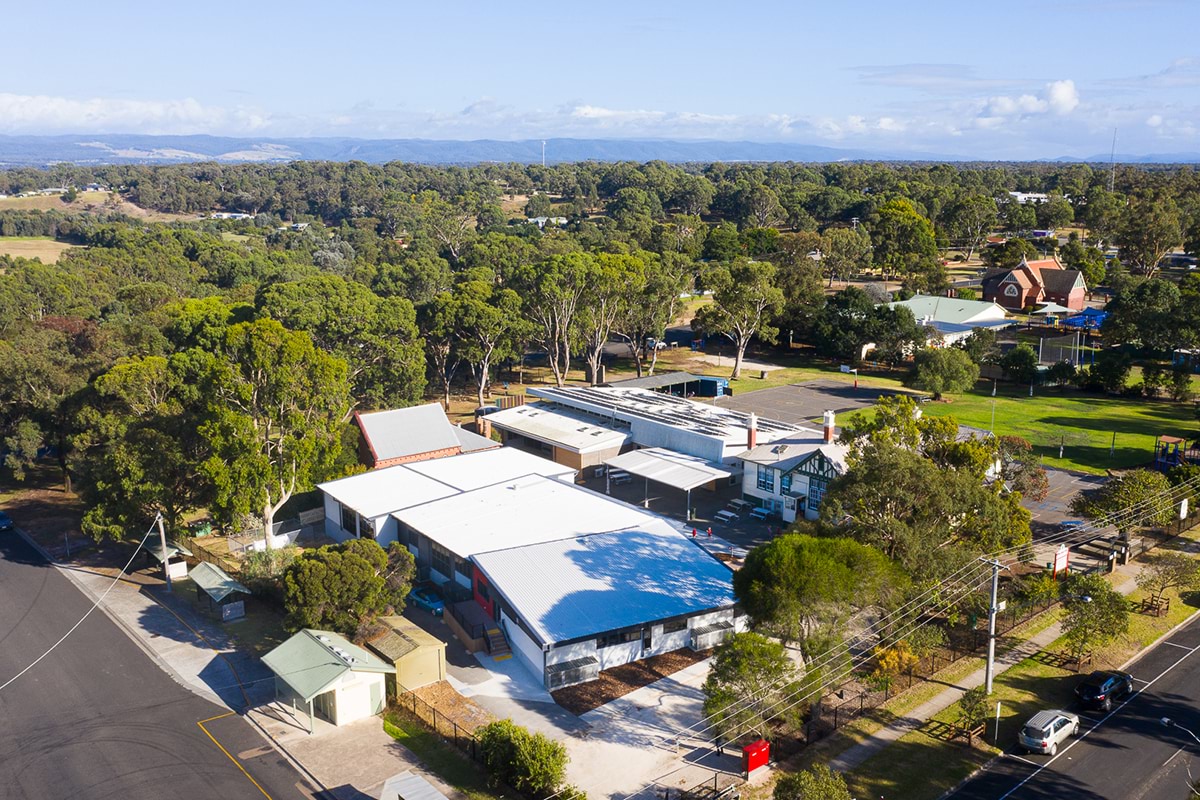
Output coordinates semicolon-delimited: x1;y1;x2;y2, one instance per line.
714;509;738;524
749;507;772;521
609;470;633;485
727;499;752;512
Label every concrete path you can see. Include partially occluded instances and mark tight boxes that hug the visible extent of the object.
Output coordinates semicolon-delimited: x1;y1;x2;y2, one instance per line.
829;573;1141;774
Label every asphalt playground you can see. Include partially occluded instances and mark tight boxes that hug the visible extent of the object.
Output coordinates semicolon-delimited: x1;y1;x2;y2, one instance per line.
717;379;899;426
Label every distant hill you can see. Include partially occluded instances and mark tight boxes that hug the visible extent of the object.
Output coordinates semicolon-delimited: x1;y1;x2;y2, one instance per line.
0;134;964;166
2;134;1198;167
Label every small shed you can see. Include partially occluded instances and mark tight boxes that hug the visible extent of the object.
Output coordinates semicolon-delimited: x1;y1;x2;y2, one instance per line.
263;629;394;731
379;771;452;800
190;561;250;621
366;616;447;692
144;540;192;580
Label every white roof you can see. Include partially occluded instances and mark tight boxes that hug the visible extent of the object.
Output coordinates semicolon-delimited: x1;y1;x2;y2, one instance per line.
318;447;572;519
605;448;732;491
889;294;1009;326
394;474;653;558
379;772;450;800
487;403;630;454
738;430;850;474
356;404;461;462
472;517;735;645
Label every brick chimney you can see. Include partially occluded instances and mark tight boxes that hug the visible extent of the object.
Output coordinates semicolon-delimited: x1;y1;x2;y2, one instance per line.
823;410;836;444
747;413;758;450
478;415;492;440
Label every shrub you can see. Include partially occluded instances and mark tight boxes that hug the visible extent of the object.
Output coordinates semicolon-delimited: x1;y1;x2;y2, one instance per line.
477;719;571;799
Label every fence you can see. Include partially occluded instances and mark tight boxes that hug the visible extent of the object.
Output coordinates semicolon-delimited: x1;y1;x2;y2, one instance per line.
394;689;481;761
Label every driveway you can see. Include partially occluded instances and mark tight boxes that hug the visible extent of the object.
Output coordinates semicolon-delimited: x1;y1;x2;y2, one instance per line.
1026;467;1107;537
718;379;899;426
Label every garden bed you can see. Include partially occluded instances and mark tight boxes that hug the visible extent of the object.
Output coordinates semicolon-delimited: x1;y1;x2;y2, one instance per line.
552;647;711;715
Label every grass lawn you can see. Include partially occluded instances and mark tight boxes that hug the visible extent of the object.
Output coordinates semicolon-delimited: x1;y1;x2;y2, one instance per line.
383;709;503;800
0;236;79;263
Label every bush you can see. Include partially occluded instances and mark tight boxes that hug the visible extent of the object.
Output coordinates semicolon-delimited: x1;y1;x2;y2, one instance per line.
958;686;988;730
477;719;571;799
774;765;852;800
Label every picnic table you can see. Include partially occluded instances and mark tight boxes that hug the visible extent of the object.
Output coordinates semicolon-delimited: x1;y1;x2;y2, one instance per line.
749;507;772;521
727;498;752;512
609;470;632;485
714;509;738;524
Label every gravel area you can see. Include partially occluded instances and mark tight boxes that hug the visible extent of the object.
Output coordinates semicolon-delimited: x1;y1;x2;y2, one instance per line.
552;648;711;716
412;680;495;733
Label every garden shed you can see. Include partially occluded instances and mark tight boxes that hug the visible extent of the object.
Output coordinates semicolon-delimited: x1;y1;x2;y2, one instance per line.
365;615;447;692
189;561;250;621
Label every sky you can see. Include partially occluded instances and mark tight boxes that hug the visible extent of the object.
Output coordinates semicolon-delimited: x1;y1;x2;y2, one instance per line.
3;0;1198;159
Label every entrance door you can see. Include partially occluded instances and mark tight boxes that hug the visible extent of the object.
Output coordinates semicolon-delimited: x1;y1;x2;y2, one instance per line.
369;680;383;715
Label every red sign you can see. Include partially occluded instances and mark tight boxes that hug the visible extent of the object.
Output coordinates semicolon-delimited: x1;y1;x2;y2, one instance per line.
742;739;770;775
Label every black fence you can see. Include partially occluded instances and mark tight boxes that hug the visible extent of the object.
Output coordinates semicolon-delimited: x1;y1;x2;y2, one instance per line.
393;689;481;761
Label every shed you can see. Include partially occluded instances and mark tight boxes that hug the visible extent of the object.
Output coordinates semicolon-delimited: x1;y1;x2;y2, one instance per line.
263;629;395;731
189;561;250;621
379;771;452;800
366;616;447;692
143;540;192;580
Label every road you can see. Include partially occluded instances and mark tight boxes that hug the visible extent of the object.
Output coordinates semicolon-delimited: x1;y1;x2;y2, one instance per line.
0;531;317;800
949;612;1200;800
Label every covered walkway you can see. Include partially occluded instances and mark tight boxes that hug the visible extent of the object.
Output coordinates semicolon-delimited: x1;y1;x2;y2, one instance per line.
604;447;732;521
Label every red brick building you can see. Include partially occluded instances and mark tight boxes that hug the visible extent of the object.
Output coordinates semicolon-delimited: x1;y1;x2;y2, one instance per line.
982;257;1087;311
355;404;498;469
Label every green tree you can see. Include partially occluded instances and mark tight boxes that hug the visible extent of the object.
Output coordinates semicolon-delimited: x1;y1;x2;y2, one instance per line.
734;534;899;663
1117;194;1183;277
283;539;414;635
477;719;570;799
692;258;784;378
456;279;527;406
524;193;553;218
578;253;643;385
511;253;592;387
201;319;352;544
1137;552;1200;606
909;347;980;400
702;632;801;741
820;227;871;286
958;327;999;365
1036;194;1075;231
1070;469;1174;540
1060;573;1130;663
945;194;998;262
870;198;944;291
773;765;852;800
1000;343;1039;385
1102;278;1187;353
1059;239;1106;290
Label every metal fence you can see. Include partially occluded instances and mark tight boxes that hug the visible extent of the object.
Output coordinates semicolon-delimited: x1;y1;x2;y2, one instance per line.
393;690;481;762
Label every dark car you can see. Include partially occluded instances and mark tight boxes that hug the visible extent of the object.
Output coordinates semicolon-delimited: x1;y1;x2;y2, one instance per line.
1075;669;1134;711
0;511;13;531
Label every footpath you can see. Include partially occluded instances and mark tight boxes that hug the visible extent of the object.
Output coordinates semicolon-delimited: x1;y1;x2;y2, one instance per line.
15;529;455;800
829;565;1146;774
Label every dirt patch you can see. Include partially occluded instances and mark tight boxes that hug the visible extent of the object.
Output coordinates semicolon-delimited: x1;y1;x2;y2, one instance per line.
411;680;495;733
552;648;711;716
6;486;86;554
0;239;79;264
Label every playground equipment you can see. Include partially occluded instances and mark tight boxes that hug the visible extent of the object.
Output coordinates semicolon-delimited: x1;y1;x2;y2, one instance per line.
1154;435;1196;471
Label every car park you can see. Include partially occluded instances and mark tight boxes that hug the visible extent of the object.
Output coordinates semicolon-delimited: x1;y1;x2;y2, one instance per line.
1074;669;1134;711
0;511;13;531
408;585;444;616
1019;709;1080;755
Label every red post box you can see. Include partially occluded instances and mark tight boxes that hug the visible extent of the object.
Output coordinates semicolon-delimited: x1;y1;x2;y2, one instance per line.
742;739;770;777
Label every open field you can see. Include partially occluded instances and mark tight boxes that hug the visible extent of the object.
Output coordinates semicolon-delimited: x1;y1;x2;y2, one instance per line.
0;191;194;223
0;236;79;263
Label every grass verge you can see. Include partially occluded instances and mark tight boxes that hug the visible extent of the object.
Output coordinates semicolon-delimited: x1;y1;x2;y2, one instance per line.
383;709;503;800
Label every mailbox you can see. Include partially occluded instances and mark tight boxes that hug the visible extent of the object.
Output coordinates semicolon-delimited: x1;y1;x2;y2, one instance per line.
742;739;770;777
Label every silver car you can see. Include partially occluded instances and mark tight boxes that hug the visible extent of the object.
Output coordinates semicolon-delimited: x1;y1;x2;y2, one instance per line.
1019;709;1080;755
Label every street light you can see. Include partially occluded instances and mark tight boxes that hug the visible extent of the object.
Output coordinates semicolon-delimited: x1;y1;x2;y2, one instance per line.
1162;717;1200;747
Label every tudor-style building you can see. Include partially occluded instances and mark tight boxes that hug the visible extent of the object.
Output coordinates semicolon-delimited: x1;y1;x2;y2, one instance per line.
737;412;849;523
981;257;1087;312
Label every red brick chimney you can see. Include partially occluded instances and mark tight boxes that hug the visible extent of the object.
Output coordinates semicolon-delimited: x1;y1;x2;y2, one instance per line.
478;415;492;439
747;413;757;449
823;410;836;444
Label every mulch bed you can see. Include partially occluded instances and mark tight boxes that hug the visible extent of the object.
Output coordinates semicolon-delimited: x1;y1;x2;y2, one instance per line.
411;680;495;733
551;647;712;716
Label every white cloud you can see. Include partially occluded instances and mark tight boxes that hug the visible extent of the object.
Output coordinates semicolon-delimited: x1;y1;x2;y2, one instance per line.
981;79;1078;120
1146;114;1163;127
1045;80;1080;114
0;92;270;134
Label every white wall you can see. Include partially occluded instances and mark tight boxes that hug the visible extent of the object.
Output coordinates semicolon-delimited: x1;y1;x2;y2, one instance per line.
648;624;690;656
501;610;545;680
629;419;725;463
333;672;386;725
597;640;642;670
547;639;598;666
373;514;399;547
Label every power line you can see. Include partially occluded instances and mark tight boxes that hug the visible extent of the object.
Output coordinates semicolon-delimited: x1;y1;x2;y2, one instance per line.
0;518;158;695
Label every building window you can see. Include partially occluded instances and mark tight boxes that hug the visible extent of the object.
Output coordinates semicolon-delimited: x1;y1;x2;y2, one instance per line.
358;515;375;539
597;630;640;649
340;503;356;535
756;464;775;493
808;478;828;509
663;619;687;634
431;543;452;578
780;472;792;495
1005;284;1019;298
455;557;472;581
476;580;490;602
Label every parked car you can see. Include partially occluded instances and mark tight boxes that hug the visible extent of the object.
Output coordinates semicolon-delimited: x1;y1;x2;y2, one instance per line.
1075;670;1134;711
1019;709;1080;755
408;585;444;616
0;511;13;531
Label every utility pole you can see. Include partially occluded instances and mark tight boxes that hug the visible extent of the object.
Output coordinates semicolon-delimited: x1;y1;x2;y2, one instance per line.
1108;128;1117;193
981;557;1008;694
541;140;546;167
155;512;172;591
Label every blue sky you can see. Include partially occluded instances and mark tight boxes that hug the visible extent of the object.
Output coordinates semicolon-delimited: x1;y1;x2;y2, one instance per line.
3;0;1198;158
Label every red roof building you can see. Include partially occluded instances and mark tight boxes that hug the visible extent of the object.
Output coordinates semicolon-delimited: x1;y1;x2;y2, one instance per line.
982;257;1087;311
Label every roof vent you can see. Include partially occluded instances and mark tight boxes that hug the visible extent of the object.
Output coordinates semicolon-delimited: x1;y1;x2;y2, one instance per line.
316;634;331;642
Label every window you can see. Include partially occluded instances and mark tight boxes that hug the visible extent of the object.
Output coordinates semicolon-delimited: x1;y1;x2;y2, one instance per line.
455;556;472;580
1005;284;1019;298
431;542;452;578
780;472;792;495
397;522;416;548
807;478;828;509
340;503;356;535
358;515;375;539
756;464;775;493
663;619;687;634
476;579;490;602
597;630;640;649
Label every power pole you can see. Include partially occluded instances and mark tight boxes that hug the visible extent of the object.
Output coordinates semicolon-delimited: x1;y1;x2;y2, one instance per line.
981;557;1008;694
541;140;546;167
155;512;172;591
1108;128;1117;193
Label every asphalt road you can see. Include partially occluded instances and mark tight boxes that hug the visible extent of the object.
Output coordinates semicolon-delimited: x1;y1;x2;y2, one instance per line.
949;612;1200;800
0;531;318;800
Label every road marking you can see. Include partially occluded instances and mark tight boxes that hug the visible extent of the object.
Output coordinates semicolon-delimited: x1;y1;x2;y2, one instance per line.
1161;641;1193;650
994;640;1200;799
197;713;273;799
1163;746;1186;767
1004;753;1041;766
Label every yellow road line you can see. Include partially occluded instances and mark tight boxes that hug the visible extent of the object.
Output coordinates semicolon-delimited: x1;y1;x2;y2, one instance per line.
197;715;274;799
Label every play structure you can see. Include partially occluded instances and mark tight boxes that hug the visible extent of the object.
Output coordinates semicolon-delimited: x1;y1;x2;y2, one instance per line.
1154;435;1198;471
